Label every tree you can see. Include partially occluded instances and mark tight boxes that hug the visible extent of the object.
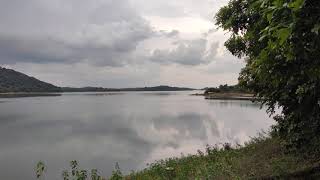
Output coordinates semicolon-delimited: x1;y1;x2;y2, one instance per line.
215;0;320;152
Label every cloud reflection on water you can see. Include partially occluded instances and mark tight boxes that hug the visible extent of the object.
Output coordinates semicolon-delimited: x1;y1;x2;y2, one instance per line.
0;92;274;179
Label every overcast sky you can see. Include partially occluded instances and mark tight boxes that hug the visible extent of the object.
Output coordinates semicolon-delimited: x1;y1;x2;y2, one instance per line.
0;0;244;88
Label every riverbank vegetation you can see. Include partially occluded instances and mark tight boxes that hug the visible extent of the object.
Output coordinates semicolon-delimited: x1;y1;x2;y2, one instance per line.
204;84;251;94
197;84;255;100
125;133;320;179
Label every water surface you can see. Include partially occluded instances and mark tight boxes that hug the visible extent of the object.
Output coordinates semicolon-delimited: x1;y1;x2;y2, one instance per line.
0;91;274;179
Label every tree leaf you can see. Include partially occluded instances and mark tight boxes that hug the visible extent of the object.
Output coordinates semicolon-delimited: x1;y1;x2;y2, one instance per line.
311;24;320;35
267;12;273;22
277;28;291;45
288;0;305;11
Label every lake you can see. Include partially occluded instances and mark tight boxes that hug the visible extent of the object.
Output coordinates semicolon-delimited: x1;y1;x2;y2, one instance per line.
0;91;274;179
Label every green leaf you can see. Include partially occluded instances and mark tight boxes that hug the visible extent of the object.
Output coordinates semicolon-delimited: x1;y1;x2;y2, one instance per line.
277;28;291;45
311;24;320;35
273;0;284;8
267;12;273;22
288;0;305;11
259;34;268;42
36;161;46;179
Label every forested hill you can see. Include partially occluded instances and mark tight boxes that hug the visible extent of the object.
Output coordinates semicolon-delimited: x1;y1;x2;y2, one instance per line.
0;67;61;93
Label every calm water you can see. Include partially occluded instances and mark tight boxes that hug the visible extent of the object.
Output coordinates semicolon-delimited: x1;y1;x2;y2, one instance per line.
0;91;274;179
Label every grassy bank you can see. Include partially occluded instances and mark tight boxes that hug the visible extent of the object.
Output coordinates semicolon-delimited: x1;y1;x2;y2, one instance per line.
123;134;320;179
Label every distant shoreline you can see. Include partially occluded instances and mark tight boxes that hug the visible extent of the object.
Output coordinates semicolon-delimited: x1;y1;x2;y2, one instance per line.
0;90;195;98
61;86;196;92
0;89;195;95
0;86;197;94
0;91;257;101
0;92;62;98
191;92;256;101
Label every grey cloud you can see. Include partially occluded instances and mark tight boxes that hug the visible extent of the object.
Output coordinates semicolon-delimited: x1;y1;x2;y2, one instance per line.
206;53;245;74
203;28;219;37
130;0;188;17
0;0;240;88
0;0;145;34
158;30;180;38
132;0;224;18
0;0;222;68
0;0;153;66
167;30;179;37
0;26;153;66
150;39;219;65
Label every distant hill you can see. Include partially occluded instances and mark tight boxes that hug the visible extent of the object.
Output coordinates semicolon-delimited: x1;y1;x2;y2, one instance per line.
61;87;110;92
0;67;61;93
118;85;194;91
62;85;195;92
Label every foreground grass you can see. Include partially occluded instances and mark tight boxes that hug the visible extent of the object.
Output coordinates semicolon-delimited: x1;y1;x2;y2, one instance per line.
125;135;320;179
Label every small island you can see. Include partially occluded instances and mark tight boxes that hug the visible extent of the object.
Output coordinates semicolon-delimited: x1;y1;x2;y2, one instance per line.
193;84;255;100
